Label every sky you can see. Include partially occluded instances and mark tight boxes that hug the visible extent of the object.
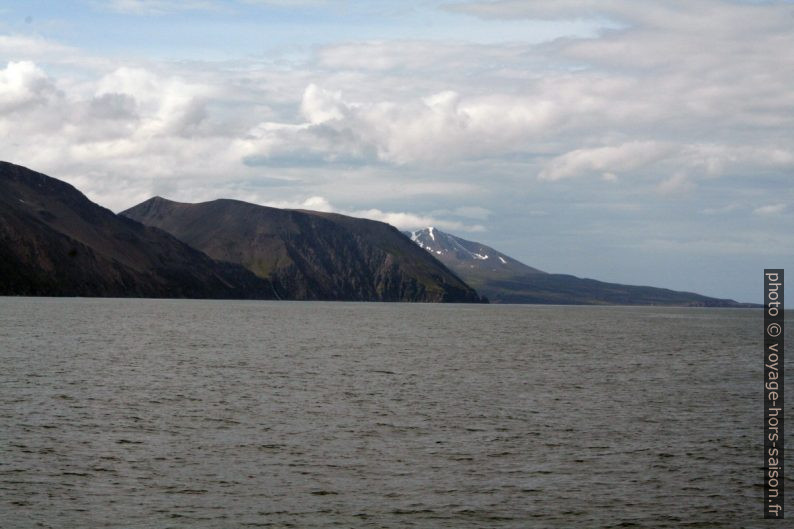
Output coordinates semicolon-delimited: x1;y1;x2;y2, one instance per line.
0;0;791;302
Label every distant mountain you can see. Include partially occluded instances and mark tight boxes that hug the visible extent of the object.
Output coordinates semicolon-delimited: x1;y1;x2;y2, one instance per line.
122;198;483;303
0;162;277;299
407;226;545;279
405;227;755;307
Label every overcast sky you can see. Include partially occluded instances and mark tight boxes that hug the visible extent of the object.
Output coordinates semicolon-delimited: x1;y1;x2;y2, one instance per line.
1;0;791;302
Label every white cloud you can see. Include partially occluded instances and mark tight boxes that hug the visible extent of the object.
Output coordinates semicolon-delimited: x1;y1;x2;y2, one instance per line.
681;144;794;176
0;35;112;72
754;203;787;216
95;67;213;136
538;141;794;182
262;195;334;212
315;40;534;73
348;207;485;232
300;84;347;124
601;172;618;182
299;195;334;211
539;141;670;181
0;61;58;113
241;84;567;167
0;35;77;61
656;172;694;196
259;195;485;231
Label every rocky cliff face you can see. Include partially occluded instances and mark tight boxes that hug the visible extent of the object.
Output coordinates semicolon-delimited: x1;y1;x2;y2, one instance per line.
122;198;483;303
0;162;277;299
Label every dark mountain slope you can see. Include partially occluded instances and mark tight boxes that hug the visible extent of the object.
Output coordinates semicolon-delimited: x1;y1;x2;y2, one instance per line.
406;227;755;307
0;161;276;299
122;198;482;303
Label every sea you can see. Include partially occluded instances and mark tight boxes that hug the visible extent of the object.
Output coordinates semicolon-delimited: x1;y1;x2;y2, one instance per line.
0;297;790;528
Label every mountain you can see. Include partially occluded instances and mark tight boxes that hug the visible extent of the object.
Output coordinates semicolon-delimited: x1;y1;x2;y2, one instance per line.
405;227;755;307
122;198;483;303
407;226;545;279
0;162;277;299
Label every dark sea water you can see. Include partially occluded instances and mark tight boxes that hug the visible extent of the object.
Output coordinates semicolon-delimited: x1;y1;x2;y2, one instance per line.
0;298;790;528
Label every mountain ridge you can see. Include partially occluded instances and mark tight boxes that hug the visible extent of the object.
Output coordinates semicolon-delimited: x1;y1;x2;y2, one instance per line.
405;227;757;307
122;196;483;303
0;161;278;299
1;160;757;306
